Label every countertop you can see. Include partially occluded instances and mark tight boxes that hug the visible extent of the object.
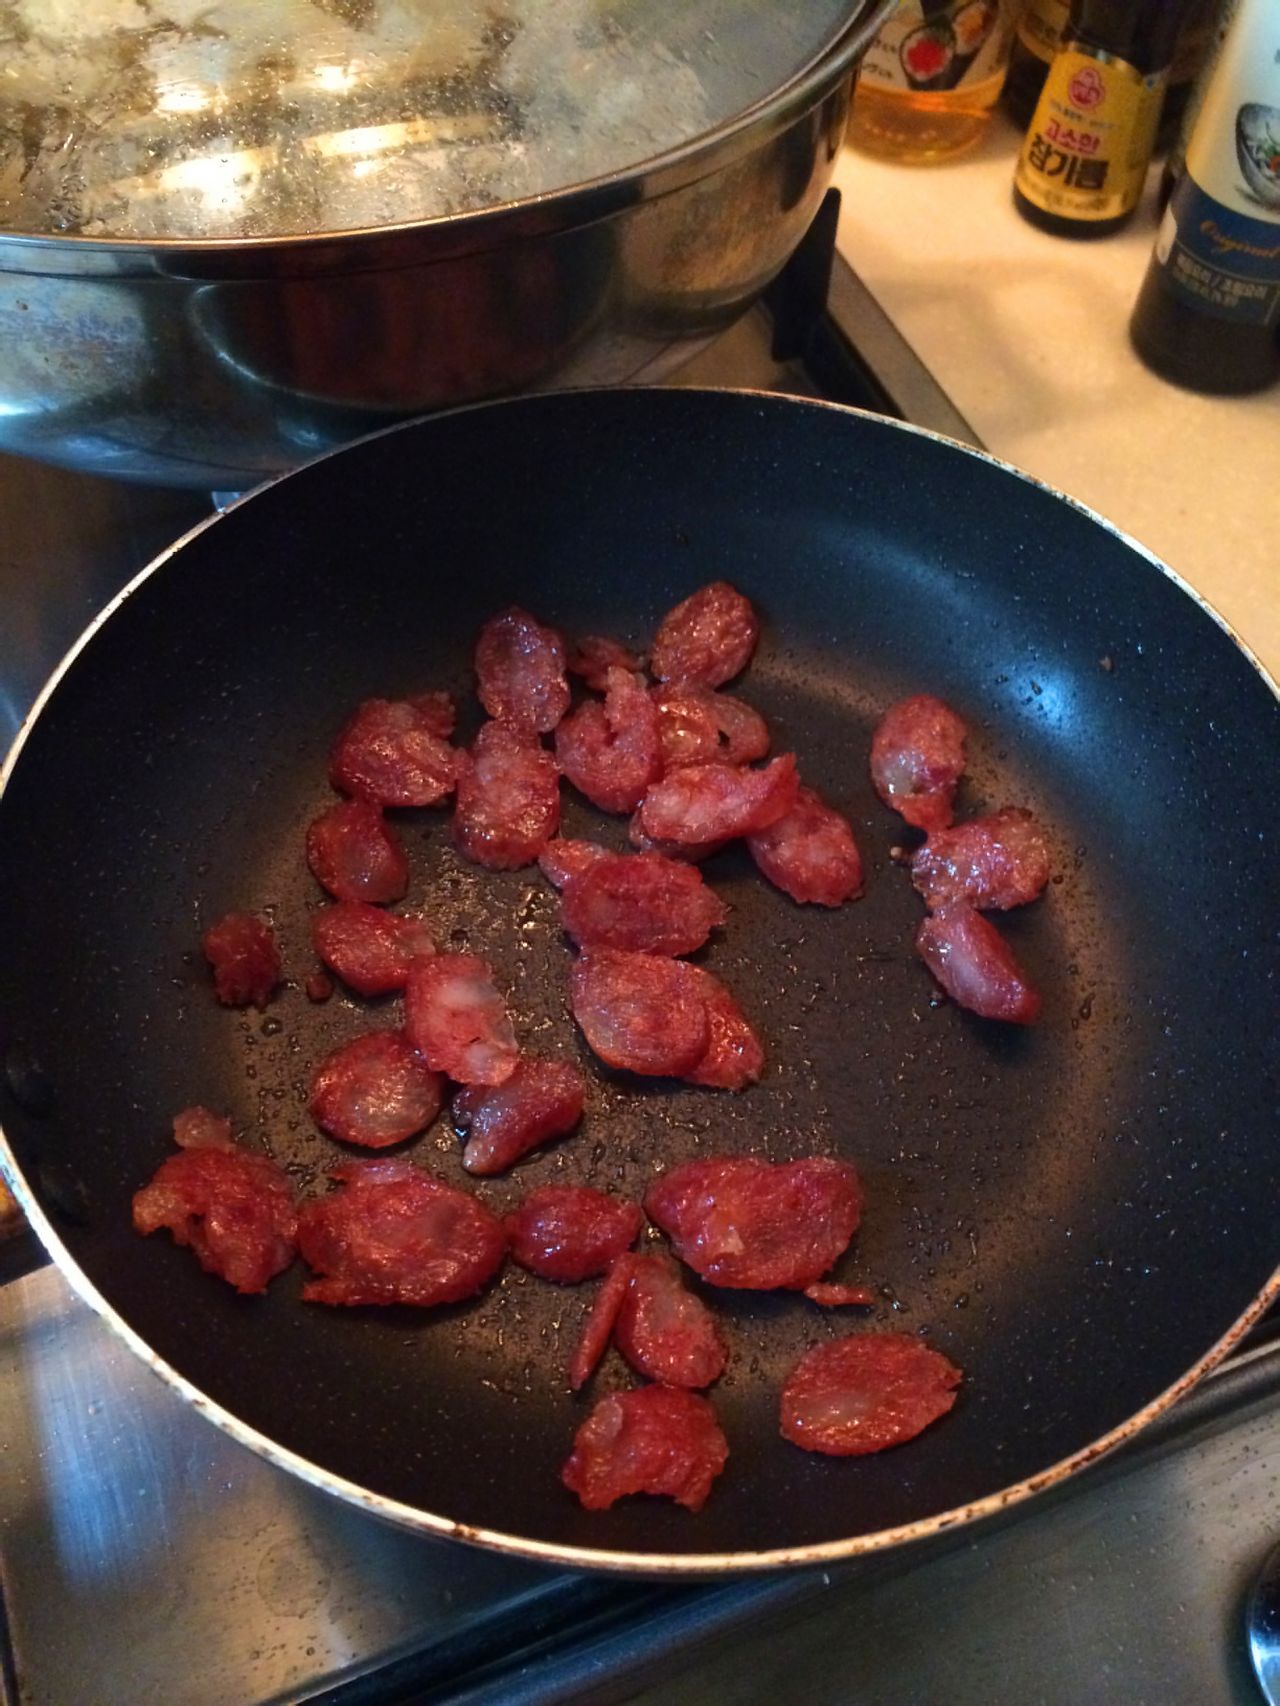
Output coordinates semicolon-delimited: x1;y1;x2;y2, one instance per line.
829;111;1279;682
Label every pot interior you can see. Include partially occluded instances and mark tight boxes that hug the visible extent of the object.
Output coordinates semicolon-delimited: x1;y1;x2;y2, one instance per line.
0;0;869;241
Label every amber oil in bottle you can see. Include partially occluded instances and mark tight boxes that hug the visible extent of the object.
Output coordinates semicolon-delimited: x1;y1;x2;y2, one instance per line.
848;0;1019;164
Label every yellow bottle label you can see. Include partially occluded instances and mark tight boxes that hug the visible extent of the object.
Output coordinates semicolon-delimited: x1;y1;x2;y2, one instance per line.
1015;0;1070;67
1014;46;1167;222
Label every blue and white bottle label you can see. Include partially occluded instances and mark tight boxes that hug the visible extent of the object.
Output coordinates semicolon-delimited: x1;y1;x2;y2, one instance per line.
1157;174;1280;326
1157;0;1280;325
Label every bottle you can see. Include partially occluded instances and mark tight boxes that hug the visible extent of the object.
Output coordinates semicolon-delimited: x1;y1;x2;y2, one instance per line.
1160;0;1240;208
1002;0;1071;130
1130;0;1280;393
1004;0;1211;137
1013;0;1190;236
1158;0;1220;149
847;0;1020;164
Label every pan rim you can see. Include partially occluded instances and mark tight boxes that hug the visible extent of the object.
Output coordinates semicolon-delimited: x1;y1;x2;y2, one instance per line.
2;390;1276;798
2;384;1278;1574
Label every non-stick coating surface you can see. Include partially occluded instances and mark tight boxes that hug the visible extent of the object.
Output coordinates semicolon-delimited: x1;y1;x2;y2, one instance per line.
1;389;1277;1567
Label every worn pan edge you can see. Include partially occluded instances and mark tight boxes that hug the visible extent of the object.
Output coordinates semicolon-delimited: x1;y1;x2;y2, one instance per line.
2;1146;1277;1576
4;392;1276;797
2;386;1278;1575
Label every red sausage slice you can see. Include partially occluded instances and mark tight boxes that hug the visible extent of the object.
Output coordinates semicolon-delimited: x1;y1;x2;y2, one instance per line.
704;693;771;765
132;1108;297;1294
746;786;864;907
475;606;570;734
637;754;799;850
537;838;609;890
555;667;662;814
650;581;759;689
504;1185;642;1283
644;1156;863;1290
627;814;729;864
561;1385;729;1511
406;690;456;739
651;689;721;770
329;697;462;807
568;635;644;692
306;799;409;904
559;852;727;956
201;912;281;1008
910;807;1051;912
297;1159;506;1307
308;1030;445;1148
683;971;765;1091
452;721;561;871
869;695;967;834
653;689;770;770
452;1058;586;1175
568;1254;637;1391
614;1254;727;1390
916;905;1042;1024
311;901;436;996
569;950;710;1077
780;1332;962;1456
404;953;520;1085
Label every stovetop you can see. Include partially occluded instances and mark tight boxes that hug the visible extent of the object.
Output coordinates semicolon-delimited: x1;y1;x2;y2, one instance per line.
2;195;1277;1706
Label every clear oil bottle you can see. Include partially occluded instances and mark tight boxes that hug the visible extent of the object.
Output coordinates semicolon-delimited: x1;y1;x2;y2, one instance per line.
847;0;1020;164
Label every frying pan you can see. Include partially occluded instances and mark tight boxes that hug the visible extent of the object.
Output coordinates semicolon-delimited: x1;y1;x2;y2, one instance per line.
1;388;1277;1574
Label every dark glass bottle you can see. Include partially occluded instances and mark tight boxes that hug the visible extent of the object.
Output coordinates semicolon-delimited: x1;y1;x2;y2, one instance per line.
1002;0;1071;129
1160;0;1240;209
1006;0;1213;138
1156;0;1218;149
1130;0;1280;394
1013;0;1191;238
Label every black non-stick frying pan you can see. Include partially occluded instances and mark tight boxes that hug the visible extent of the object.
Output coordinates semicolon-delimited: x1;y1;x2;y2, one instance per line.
1;388;1277;1573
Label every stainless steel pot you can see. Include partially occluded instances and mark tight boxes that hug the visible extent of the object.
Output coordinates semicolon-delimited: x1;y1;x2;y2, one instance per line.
0;2;891;488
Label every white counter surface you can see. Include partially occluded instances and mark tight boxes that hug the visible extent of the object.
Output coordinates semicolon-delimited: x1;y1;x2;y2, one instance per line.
831;111;1279;680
